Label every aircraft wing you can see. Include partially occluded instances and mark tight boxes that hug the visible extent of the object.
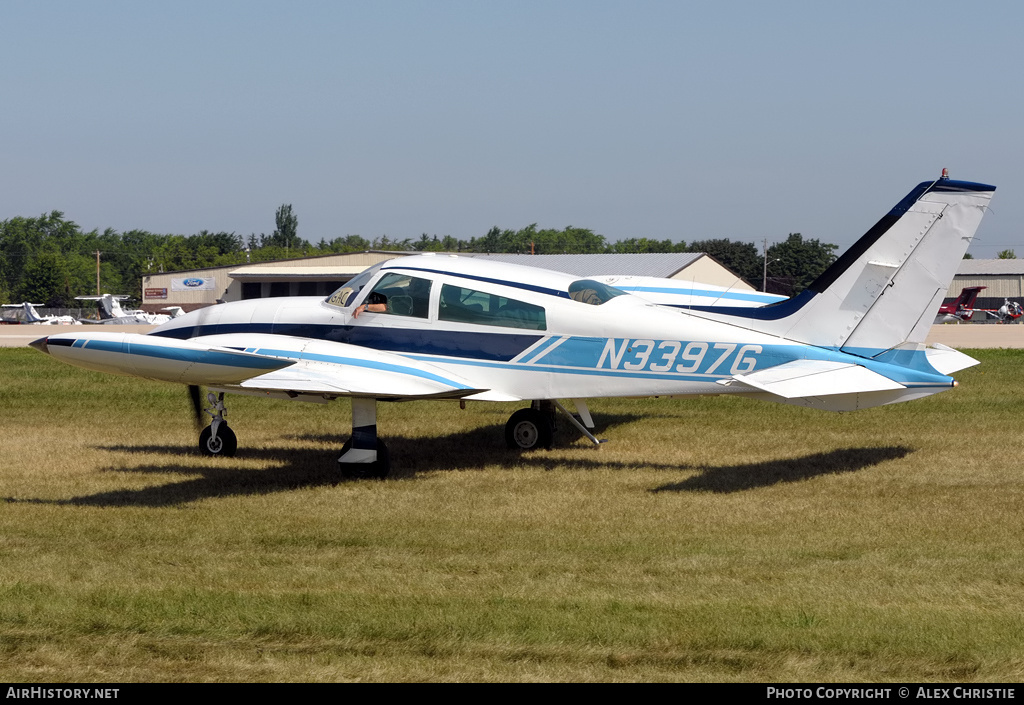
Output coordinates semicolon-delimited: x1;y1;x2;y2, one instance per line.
192;333;490;400
723;359;905;398
32;330;489;399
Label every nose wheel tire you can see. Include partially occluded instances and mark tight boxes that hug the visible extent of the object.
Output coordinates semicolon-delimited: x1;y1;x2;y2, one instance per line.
505;408;553;450
199;424;237;457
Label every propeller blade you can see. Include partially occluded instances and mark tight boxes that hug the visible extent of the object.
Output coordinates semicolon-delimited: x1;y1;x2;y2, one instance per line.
188;385;204;430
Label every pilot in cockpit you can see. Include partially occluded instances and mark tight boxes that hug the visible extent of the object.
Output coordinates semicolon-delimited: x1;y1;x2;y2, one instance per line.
353;291;388;318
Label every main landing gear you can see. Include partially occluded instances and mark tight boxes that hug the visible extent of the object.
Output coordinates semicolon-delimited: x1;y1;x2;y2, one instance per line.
338;397;391;480
193;391;391;479
504;399;605;451
193;392;598;479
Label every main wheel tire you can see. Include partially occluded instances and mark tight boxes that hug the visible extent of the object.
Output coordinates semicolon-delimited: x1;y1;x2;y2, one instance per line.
199;424;237;457
338;438;390;480
505;408;553;450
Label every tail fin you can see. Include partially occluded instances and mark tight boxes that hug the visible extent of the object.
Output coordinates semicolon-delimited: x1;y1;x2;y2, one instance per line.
957;286;985;313
940;285;985;311
690;174;995;356
23;303;44;323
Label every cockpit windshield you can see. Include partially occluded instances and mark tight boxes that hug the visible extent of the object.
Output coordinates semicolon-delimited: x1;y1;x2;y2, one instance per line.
567;279;628;305
325;263;385;308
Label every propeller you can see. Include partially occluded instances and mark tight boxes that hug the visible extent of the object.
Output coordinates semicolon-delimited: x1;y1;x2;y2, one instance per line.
188;384;205;431
184;301;217;432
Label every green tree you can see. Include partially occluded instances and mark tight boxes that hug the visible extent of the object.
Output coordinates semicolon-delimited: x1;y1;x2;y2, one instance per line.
17;251;72;306
413;234;447;252
533;226;606;254
0;211;80;299
262;204;305;251
608;237;678;253
463;224;606;254
997;249;1016;259
766;233;838;296
320;235;371;252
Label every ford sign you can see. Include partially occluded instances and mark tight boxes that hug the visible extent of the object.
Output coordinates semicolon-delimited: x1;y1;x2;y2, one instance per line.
171;278;215;291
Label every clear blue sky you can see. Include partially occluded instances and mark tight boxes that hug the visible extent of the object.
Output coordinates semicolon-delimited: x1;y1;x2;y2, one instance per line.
3;0;1021;257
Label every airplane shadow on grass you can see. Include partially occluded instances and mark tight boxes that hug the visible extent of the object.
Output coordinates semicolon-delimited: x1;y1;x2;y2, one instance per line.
651;446;914;494
7;415;913;506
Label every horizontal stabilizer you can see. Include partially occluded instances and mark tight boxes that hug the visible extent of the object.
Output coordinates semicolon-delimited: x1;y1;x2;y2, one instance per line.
924;343;980;375
727;359;905;398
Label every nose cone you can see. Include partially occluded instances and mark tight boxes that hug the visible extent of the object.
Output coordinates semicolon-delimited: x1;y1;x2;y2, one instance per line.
28;336;49;354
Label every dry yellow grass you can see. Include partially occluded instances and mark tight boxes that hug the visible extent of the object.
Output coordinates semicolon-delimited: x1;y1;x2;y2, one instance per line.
1;348;1023;682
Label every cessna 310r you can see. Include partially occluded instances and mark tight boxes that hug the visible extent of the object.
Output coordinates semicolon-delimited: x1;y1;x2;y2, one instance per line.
30;173;994;478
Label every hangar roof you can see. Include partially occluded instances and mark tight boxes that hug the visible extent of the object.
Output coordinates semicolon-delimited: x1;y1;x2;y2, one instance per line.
957;259;1024;275
229;265;369;280
463;252;705;278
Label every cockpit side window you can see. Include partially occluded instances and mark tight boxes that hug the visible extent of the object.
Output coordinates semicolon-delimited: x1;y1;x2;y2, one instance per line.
361;272;432;318
568;279;627;305
439;284;546;330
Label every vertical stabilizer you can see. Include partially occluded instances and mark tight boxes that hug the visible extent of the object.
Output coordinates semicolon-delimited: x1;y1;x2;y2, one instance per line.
688;174;995;356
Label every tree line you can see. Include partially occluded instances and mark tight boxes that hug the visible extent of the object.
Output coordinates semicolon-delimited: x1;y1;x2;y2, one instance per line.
0;205;837;307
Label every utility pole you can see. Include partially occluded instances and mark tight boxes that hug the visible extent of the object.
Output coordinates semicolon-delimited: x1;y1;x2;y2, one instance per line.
762;239;768;292
95;250;101;294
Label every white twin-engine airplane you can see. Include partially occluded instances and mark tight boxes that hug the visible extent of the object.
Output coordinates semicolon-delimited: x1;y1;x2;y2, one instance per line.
31;174;994;479
76;294;184;325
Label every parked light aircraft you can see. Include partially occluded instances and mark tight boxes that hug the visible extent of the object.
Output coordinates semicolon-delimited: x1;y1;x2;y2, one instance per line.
31;174;994;478
935;290;1024;324
76;294;184;325
934;286;986;324
1;303;80;325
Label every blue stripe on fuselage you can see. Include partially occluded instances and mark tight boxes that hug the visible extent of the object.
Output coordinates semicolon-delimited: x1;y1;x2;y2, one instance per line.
153;322;542;362
413;336;952;388
619;286;782;304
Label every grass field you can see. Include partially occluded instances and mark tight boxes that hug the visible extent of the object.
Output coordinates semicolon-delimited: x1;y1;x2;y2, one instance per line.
1;347;1023;682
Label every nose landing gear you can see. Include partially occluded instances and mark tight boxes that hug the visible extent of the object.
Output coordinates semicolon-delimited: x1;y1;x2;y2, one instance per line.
199;391;237;457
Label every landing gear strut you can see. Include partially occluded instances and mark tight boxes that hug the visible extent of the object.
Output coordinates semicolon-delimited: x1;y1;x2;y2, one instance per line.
199;391;237;457
339;397;390;479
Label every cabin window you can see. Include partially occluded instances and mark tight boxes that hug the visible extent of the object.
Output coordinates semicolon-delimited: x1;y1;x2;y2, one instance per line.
361;272;432;318
439;284;546;330
568;279;627;305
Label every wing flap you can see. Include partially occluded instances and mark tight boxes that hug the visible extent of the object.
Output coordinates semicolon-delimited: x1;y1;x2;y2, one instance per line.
727;359;905;399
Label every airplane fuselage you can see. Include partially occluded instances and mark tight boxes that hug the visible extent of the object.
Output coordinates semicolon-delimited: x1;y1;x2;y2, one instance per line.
141;255;955;409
